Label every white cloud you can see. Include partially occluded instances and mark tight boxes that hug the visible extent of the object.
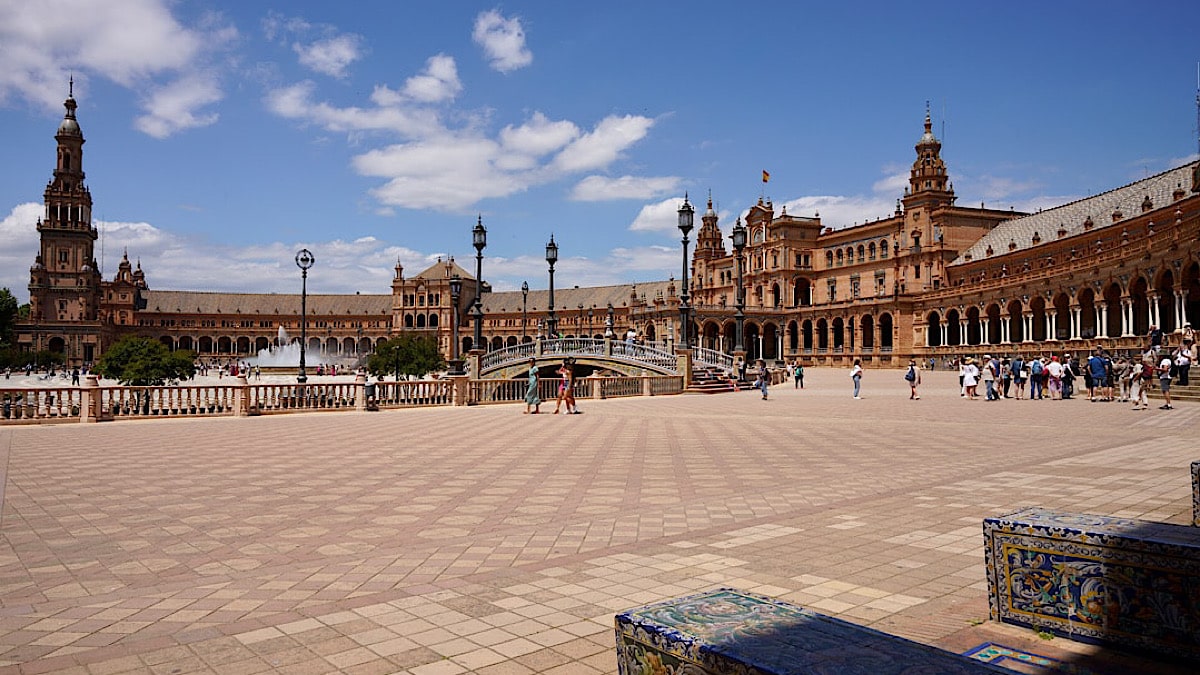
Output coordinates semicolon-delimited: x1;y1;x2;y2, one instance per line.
0;0;233;137
0;203;43;302
571;175;681;202
499;112;578;156
402;54;462;103
472;10;532;73
553;115;655;172
629;197;689;232
134;73;223;138
293;33;364;78
264;80;442;137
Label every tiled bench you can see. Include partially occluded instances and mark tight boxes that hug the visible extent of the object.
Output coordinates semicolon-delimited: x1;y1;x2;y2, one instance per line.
616;588;1007;674
985;507;1200;661
1192;461;1199;527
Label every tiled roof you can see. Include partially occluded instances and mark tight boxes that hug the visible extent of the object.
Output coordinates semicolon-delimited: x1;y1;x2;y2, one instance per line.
411;259;474;281
480;281;675;315
141;290;392;316
953;161;1197;265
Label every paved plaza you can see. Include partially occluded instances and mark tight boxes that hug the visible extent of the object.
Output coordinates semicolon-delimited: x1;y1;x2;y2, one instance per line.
0;368;1196;674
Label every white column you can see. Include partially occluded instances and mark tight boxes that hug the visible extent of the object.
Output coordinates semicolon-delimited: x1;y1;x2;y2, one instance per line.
940;323;948;346
1147;294;1159;331
1071;308;1081;340
981;318;991;344
777;333;783;358
960;320;968;346
1047;310;1057;342
1000;317;1009;344
1119;299;1130;337
1176;290;1186;329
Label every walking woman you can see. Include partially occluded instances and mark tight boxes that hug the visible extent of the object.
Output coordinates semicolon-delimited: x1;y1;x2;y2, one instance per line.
523;358;541;414
850;359;864;399
905;359;921;400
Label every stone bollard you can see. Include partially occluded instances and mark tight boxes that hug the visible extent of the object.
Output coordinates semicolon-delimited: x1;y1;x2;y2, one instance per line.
354;371;367;412
449;374;470;406
233;375;250;416
643;377;652;397
79;374;99;423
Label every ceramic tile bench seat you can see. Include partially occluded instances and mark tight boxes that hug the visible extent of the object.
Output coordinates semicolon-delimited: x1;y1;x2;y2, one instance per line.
615;588;1007;674
1192;460;1199;527
985;507;1200;661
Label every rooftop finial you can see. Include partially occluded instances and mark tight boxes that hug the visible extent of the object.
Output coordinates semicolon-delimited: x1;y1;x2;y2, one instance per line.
69;75;74;97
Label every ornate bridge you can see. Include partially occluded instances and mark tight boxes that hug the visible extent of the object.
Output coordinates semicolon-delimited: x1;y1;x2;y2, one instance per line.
476;338;736;380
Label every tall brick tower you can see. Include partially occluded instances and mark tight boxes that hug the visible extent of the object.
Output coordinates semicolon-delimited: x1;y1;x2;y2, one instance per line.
21;80;104;364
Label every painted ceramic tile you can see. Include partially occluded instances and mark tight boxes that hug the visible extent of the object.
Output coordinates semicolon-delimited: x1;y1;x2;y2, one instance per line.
616;588;1007;674
985;507;1200;660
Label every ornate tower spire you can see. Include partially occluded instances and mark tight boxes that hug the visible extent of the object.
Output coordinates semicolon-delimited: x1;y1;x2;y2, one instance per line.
28;82;101;329
903;104;955;210
694;190;726;261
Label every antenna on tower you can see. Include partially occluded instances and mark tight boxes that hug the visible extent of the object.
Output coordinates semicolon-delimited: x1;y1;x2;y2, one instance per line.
941;100;946;142
1195;62;1199;157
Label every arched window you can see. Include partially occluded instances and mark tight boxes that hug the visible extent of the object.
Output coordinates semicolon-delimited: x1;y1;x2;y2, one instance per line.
826;251;834;267
869;242;876;260
880;240;889;259
836;250;844;265
857;245;865;262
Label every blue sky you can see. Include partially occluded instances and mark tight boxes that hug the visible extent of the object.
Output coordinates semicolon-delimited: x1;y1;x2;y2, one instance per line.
1;1;1198;304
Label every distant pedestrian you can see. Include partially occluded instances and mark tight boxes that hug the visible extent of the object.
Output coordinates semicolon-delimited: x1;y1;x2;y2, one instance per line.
905;359;921;400
962;357;980;399
1011;355;1026;399
793;361;804;389
1174;341;1193;387
523;358;541;414
71;367;79;386
850;359;863;399
1158;352;1175;409
756;359;769;400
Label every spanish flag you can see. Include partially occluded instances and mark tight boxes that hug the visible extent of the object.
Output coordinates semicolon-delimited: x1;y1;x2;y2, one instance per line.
762;170;770;183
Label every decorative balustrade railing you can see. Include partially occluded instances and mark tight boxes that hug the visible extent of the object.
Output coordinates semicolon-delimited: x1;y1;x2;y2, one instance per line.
0;387;82;422
2;369;686;424
102;385;238;418
249;382;359;413
373;380;452;408
477;338;678;374
692;347;734;371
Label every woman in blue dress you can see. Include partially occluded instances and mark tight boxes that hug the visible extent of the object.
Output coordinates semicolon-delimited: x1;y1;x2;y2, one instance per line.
524;358;541;414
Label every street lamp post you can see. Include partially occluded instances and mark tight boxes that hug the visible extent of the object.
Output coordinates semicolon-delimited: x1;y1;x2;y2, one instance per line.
605;303;614;338
731;219;747;353
521;281;529;340
677;195;695;349
295;249;315;383
472;216;487;352
587;307;594;337
577;303;584;336
545;235;558;337
448;274;464;375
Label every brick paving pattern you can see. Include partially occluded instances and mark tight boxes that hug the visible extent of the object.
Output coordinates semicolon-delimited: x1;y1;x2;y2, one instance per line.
0;368;1195;673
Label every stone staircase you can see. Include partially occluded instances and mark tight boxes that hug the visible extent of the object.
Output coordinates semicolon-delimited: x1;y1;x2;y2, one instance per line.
687;366;749;394
1148;381;1200;403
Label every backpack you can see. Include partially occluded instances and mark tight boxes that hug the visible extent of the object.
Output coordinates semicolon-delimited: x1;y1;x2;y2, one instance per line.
904;366;916;382
1011;358;1024;375
1030;359;1043;375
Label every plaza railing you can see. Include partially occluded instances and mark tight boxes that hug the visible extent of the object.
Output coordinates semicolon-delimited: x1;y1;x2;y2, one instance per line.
1;370;684;424
478;337;679;375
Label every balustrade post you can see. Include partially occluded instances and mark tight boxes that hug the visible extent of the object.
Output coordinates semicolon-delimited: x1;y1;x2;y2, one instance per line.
79;374;99;423
591;374;604;400
354;370;367;411
233;375;249;416
449;374;470;406
468;349;483;379
675;348;692;388
643;375;652;397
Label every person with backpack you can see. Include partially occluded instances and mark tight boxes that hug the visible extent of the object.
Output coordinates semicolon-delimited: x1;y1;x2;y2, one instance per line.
1061;354;1077;399
1130;352;1154;410
905;359;921;400
1011;355;1026;399
1029;357;1045;400
793;361;805;389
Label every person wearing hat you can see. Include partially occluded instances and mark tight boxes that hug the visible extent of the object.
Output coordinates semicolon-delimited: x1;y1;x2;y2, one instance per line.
981;354;998;401
962;357;980;399
1183;322;1195;346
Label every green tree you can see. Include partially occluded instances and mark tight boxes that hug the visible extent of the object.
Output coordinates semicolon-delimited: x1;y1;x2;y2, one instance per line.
0;288;18;344
94;336;196;385
367;335;444;380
